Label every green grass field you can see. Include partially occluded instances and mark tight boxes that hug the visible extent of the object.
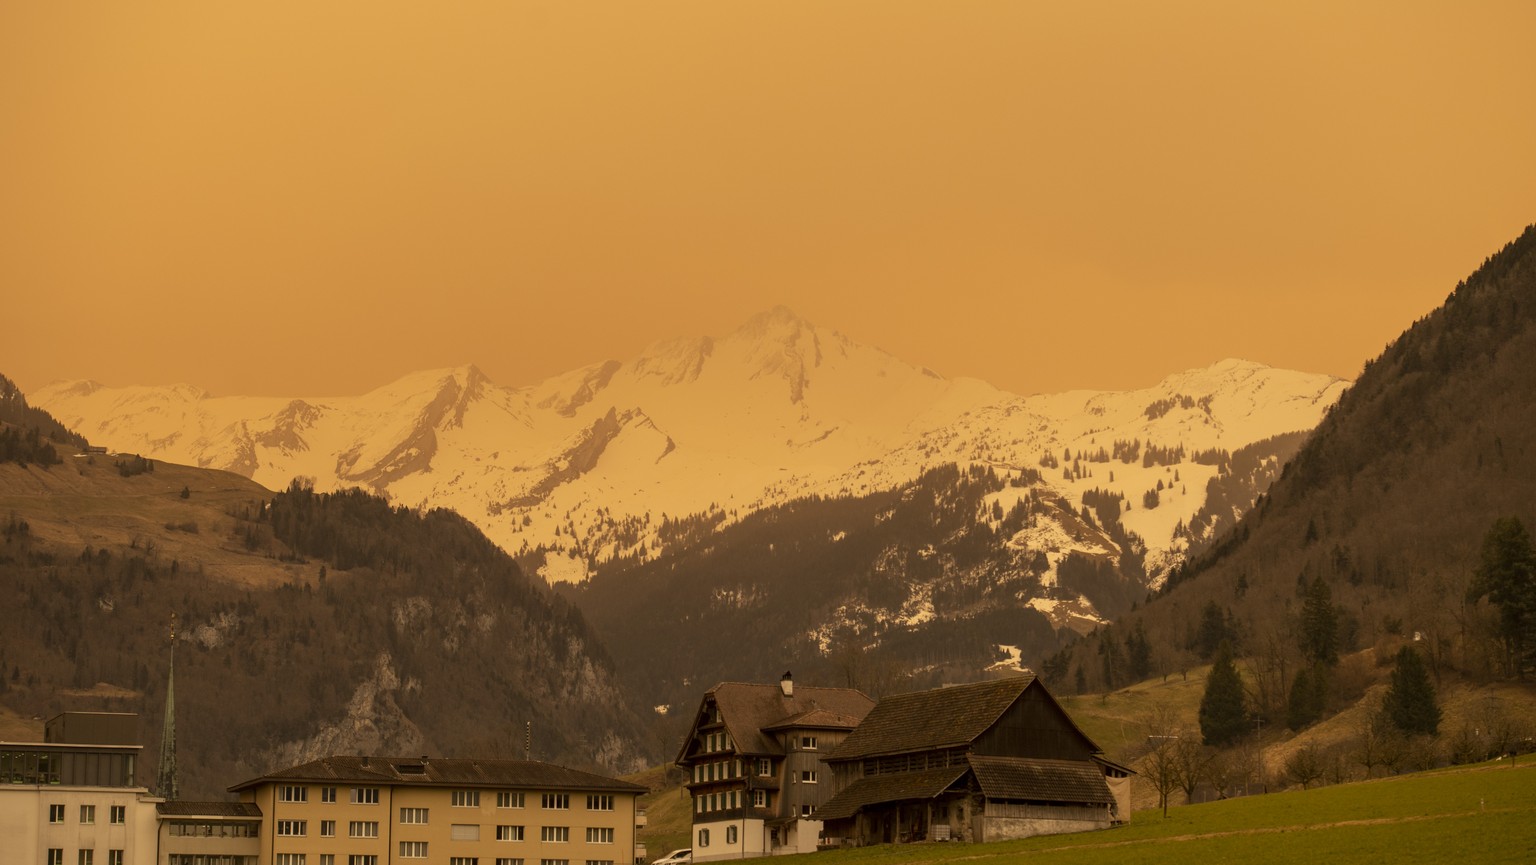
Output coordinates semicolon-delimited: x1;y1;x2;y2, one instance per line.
637;760;1536;865
780;761;1536;865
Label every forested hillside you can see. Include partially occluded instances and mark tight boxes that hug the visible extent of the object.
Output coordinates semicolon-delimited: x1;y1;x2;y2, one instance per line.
1064;225;1536;717
0;372;87;465
0;459;655;797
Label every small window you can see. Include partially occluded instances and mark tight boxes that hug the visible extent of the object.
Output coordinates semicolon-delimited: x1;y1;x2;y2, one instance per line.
585;827;614;844
452;790;482;807
350;821;380;838
321;786;338;803
757;758;772;776
801;804;812;818
47;851;63;865
449;859;480;865
497;860;526;865
540;860;570;865
698;828;710;848
497;825;525;841
348;858;379;865
585;795;614;811
399;842;429;859
80;805;96;824
497;791;525;809
540;826;570;843
321;857;335;865
726;826;738;845
107;854;124;865
753;789;766;807
276;857;307;865
540;793;569;810
401;807;429;824
351;787;380;804
281;784;308;802
49;804;64;823
78;851;94;865
800;735;817;750
276;820;307;836
320;820;336;837
110;805;126;825
801;770;818;784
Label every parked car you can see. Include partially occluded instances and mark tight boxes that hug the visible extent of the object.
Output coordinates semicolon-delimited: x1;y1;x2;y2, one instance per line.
653;849;692;865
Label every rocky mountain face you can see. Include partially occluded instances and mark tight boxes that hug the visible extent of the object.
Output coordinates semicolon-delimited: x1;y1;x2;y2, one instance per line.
0;457;656;797
34;308;1346;595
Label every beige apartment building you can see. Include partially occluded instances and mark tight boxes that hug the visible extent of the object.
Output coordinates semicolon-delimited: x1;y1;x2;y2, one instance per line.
0;713;161;865
229;755;646;865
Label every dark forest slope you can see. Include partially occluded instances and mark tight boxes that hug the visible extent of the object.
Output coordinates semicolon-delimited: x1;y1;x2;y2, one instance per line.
1068;224;1536;715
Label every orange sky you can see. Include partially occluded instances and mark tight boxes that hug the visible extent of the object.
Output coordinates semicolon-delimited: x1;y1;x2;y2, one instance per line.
4;2;1534;399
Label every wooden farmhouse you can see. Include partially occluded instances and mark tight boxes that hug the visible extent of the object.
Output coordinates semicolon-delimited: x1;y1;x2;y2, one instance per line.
816;676;1132;846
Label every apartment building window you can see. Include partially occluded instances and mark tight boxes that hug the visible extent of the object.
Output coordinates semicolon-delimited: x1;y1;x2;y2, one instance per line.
452;790;481;807
400;807;429;824
451;824;482;842
698;828;710;848
348;857;379;865
585;828;614;844
78;804;96;824
540;793;569;810
585;860;615;865
107;853;124;865
497;859;525;865
78;851;94;865
800;770;817;784
800;735;818;750
540;860;569;865
399;842;429;859
320;820;336;837
726;826;738;845
497;791;525;808
275;857;307;865
321;857;334;865
47;851;63;865
585;795;614;811
449;859;479;865
350;821;380;838
540;826;569;843
351;787;380;805
752;790;766;807
281;784;308;802
321;786;337;803
110;805;126;824
49;804;65;823
276;819;307;836
496;825;525;841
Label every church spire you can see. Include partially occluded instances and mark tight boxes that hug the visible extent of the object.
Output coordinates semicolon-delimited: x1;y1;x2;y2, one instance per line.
157;612;179;801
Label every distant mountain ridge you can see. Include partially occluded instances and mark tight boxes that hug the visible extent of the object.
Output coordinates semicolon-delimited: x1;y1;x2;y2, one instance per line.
34;308;1346;594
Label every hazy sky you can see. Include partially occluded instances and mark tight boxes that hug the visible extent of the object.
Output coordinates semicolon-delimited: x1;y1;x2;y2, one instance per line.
4;2;1533;399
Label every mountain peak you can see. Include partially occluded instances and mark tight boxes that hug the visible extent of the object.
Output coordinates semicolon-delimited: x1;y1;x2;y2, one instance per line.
731;305;815;342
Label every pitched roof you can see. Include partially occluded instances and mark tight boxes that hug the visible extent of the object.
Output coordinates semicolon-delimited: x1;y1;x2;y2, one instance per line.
813;765;970;822
681;682;875;761
968;755;1115;805
826;677;1037;761
228;756;646;794
157;801;263;818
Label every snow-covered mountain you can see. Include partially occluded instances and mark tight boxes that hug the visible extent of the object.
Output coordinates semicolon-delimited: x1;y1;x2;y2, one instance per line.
34;307;1348;591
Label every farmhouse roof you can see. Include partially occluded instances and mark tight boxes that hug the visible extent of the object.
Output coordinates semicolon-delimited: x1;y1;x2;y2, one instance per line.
814;765;970;821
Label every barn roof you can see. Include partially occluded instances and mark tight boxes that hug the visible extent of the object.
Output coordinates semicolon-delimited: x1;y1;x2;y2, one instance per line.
968;755;1115;805
826;677;1036;761
814;765;970;821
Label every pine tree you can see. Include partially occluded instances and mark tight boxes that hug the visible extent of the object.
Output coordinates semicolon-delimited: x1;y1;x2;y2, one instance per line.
1286;663;1327;730
1382;646;1441;735
1126;620;1153;682
1300;576;1339;666
1199;641;1247;746
1468;517;1536;677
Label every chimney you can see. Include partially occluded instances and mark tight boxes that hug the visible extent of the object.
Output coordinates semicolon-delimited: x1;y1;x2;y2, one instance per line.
780;671;794;698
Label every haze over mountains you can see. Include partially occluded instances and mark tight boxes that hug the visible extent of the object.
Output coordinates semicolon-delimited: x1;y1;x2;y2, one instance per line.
36;307;1347;593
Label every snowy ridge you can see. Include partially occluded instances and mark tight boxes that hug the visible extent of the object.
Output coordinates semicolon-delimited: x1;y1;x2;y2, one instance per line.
34;310;1347;594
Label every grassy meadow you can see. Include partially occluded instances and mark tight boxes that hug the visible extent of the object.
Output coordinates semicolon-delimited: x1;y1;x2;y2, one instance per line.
747;760;1535;865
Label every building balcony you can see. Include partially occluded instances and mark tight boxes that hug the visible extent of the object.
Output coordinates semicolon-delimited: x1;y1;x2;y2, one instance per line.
636;807;647;828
